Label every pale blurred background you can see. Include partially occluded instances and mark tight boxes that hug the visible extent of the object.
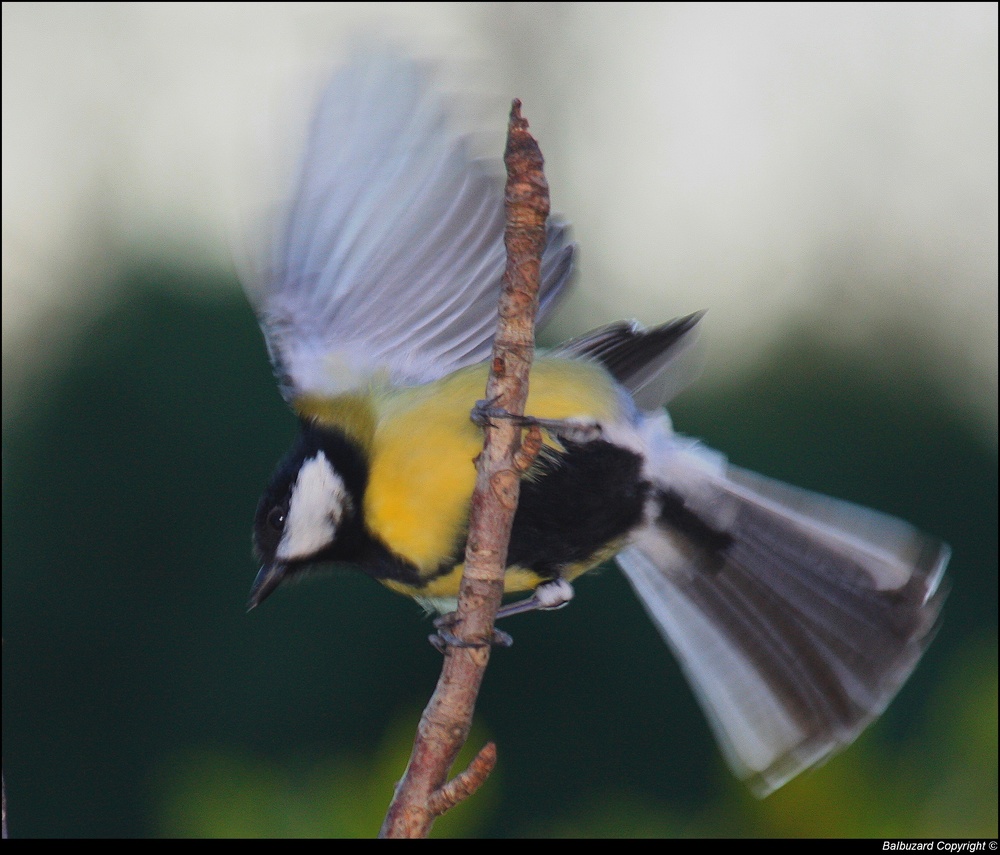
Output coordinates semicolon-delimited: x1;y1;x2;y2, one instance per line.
4;2;997;437
3;2;997;839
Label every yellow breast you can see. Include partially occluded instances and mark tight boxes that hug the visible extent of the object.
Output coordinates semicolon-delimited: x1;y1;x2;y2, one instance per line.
363;358;624;579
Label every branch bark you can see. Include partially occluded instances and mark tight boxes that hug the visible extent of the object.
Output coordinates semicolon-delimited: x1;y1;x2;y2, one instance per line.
379;100;550;839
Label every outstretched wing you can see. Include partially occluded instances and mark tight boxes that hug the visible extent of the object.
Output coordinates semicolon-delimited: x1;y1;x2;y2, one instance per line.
619;431;948;796
249;55;574;402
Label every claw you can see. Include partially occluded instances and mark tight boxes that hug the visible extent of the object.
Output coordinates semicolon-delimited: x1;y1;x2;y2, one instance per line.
471;397;505;428
429;612;514;652
429;628;513;652
470;401;603;444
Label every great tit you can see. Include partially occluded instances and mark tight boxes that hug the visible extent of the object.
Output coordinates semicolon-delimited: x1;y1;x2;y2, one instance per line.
243;56;949;797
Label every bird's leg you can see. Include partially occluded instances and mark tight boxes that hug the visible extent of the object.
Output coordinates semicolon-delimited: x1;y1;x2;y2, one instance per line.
494;578;575;619
471;400;603;444
428;580;575;652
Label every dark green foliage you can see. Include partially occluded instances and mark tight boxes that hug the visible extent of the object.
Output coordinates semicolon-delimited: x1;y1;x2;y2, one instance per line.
2;265;996;837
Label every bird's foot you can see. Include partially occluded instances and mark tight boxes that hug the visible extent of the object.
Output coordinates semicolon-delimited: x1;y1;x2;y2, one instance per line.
471;400;603;444
429;612;514;653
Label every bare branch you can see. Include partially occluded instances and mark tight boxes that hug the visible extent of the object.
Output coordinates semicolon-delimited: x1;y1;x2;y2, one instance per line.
379;100;549;839
426;742;498;817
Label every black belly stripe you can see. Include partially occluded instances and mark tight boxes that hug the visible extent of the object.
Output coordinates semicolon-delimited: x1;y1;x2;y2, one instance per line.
506;439;649;579
361;438;650;588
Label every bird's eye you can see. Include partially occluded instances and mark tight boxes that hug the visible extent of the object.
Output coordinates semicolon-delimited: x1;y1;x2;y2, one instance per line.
267;506;287;532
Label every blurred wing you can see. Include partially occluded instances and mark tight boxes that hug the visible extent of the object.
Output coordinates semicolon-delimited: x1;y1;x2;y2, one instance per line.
618;436;948;796
250;55;574;401
551;312;704;409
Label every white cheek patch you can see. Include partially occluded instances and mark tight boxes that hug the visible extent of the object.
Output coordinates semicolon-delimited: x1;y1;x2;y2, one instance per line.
277;451;350;561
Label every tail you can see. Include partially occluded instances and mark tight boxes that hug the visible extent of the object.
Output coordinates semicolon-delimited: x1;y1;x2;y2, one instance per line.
618;424;949;796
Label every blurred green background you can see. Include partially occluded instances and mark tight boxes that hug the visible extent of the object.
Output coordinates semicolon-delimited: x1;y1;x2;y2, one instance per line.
2;3;997;839
2;262;995;837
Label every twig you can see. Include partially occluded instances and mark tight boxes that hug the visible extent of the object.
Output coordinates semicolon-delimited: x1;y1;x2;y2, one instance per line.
379;100;550;838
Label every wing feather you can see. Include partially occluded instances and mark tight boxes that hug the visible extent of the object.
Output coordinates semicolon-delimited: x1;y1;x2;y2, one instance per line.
251;55;574;401
551;312;704;409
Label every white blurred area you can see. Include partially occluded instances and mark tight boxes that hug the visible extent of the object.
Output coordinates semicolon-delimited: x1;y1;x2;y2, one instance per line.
3;3;997;441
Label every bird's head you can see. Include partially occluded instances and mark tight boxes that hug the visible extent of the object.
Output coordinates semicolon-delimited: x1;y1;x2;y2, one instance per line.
248;420;367;609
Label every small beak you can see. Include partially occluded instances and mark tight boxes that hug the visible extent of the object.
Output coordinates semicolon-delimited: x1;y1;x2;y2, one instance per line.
247;563;287;611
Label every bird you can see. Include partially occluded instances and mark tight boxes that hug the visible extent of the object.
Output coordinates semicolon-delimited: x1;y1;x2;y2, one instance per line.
242;55;949;797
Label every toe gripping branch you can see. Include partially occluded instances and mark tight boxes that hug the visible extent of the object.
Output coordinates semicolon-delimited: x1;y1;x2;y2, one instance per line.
429;579;575;653
471;399;604;444
430;613;514;654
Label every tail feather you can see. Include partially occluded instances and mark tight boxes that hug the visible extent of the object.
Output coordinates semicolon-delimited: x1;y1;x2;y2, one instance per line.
619;438;948;796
